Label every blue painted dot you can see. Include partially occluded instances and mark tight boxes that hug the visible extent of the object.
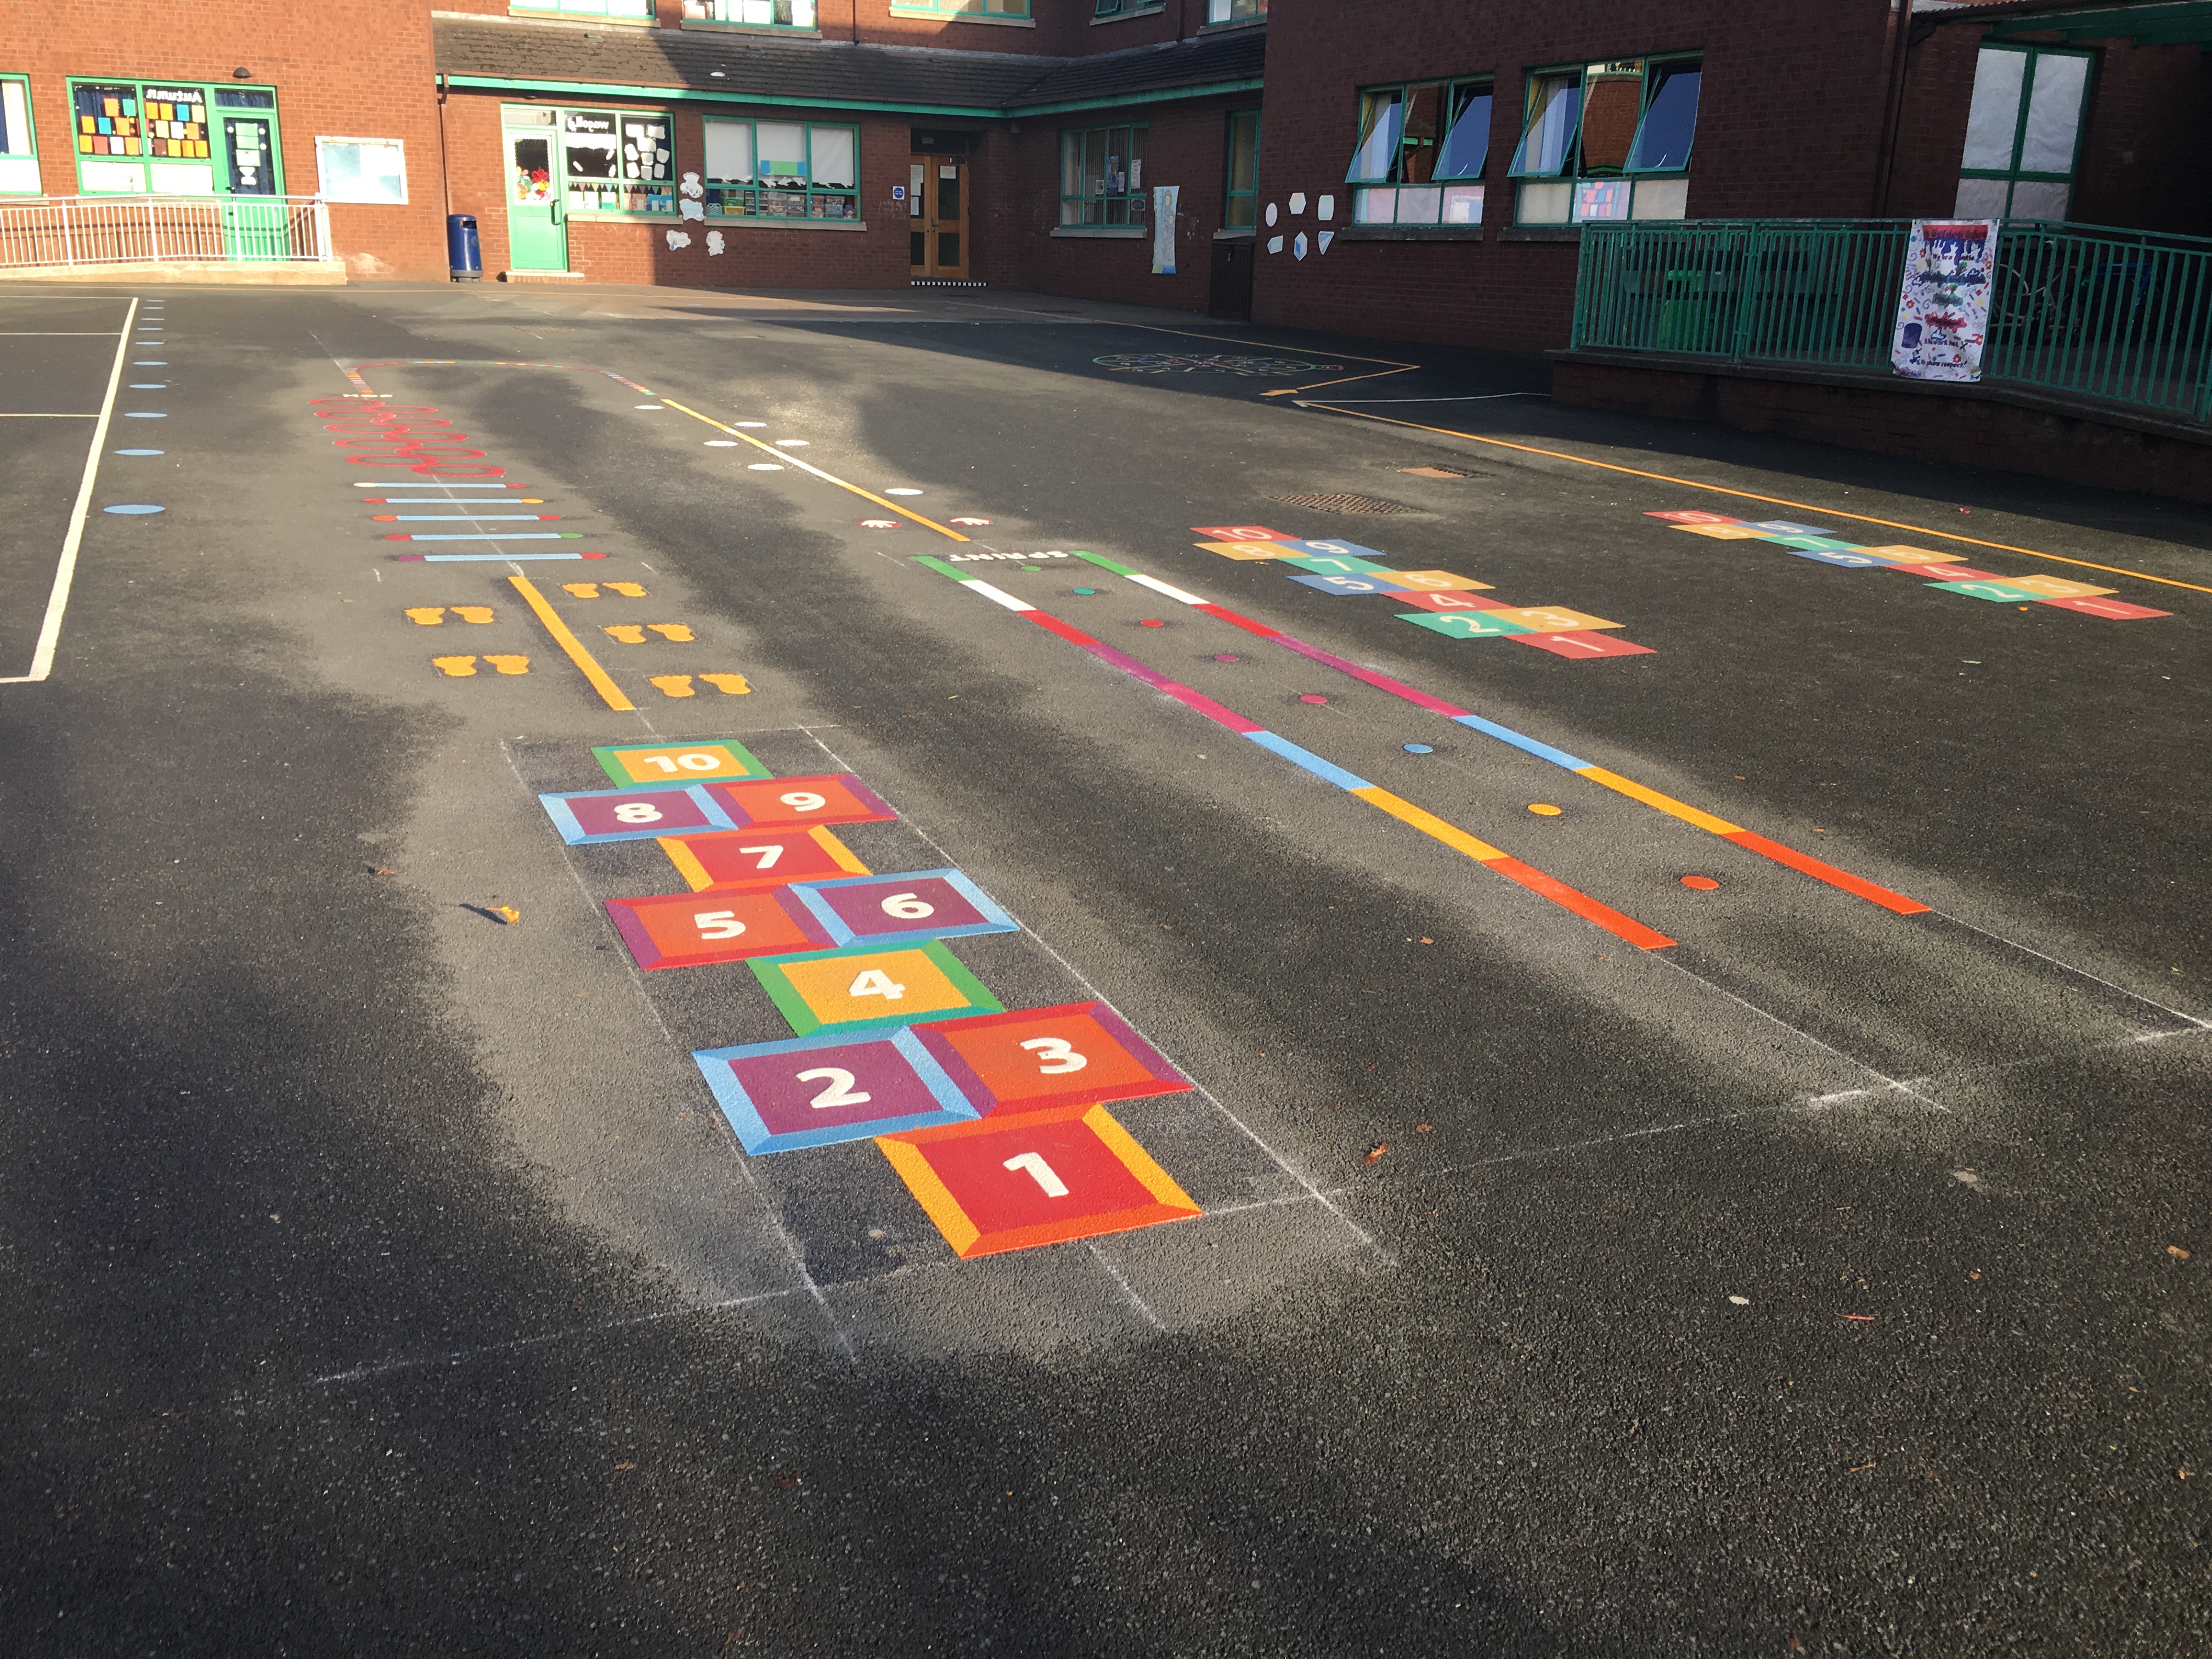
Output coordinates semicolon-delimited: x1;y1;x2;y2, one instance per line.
1403;743;1434;754
104;504;165;515
1072;587;1098;594
114;449;163;456
123;411;166;418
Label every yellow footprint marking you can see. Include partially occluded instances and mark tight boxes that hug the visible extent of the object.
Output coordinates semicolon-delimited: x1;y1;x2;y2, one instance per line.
650;675;696;698
453;606;495;624
561;583;601;599
699;673;751;695
647;623;695;641
482;654;531;675
405;607;446;625
602;624;647;644
606;582;648;597
432;656;478;678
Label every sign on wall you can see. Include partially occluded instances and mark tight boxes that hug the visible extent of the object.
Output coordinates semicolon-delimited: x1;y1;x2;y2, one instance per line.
1152;184;1178;275
1891;218;1997;383
317;137;408;205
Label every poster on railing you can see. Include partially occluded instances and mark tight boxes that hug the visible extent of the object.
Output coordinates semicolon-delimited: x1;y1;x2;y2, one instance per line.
1891;218;1998;382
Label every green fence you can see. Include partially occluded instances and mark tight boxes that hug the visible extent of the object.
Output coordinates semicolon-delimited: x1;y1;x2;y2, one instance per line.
1572;217;2212;424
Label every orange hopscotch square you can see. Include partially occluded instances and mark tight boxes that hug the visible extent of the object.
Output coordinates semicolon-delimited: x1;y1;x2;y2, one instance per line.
707;772;898;832
1673;523;1774;540
659;825;868;892
1376;570;1494;592
1856;545;1968;564
1396;589;1510;613
917;1002;1193;1115
603;887;828;970
1190;524;1293;541
876;1104;1201;1258
1195;540;1301;560
1487;606;1624;634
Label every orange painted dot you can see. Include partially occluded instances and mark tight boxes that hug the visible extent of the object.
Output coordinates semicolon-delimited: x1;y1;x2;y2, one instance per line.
1527;803;1562;816
1680;875;1720;890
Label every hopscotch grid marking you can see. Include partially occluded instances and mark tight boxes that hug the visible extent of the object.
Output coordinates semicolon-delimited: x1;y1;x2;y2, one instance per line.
793;724;1393;1263
1087;1240;1166;1330
1917;907;2212;1031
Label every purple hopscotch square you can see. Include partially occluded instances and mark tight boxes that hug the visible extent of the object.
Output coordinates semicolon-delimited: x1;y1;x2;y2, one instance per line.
787;868;1020;945
692;1026;979;1153
540;784;734;845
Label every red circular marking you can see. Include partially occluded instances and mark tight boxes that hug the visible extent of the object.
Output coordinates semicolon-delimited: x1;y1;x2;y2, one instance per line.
1680;875;1720;890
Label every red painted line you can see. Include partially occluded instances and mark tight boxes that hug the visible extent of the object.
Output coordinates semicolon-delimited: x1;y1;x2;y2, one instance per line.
1025;612;1267;733
1269;635;1472;716
1484;856;1677;950
1193;601;1282;639
1721;831;1930;915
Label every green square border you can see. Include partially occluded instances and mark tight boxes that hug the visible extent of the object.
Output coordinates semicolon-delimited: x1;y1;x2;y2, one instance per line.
1396;610;1533;639
592;738;770;788
1927;579;2045;603
749;940;1003;1037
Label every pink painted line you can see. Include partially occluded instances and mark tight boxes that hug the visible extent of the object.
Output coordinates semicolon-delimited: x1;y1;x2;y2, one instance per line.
1269;635;1471;716
1027;612;1266;733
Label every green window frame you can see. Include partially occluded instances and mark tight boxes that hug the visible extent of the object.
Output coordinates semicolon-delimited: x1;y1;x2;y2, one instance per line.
69;78;284;197
895;0;1032;16
560;109;675;216
1059;123;1147;226
511;0;654;20
1224;109;1261;228
694;1;820;26
1206;0;1266;21
702;118;859;221
1346;76;1491;227
1509;55;1700;227
0;74;38;195
1956;44;2091;221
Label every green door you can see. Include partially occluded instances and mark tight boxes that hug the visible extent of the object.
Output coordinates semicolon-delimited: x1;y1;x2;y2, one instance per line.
216;115;292;261
507;128;567;271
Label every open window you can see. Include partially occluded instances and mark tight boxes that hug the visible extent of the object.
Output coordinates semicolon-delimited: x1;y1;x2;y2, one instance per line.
1346;77;1491;227
1511;56;1700;226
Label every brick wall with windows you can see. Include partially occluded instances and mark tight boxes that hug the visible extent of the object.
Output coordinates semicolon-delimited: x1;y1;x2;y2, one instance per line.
12;0;447;276
443;0;1209;57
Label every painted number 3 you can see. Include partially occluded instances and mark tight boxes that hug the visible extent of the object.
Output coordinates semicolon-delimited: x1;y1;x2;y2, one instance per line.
1018;1036;1086;1074
613;802;663;823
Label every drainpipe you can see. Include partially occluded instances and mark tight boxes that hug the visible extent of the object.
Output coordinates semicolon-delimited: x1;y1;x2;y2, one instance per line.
1871;0;1915;215
436;71;453;219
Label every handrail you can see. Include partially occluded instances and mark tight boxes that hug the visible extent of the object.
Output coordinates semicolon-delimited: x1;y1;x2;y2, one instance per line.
0;194;334;270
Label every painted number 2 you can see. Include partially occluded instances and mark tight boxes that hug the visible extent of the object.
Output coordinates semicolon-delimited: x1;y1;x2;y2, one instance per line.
639;753;725;774
848;968;906;1000
795;1066;872;1109
1018;1036;1087;1074
1002;1150;1069;1197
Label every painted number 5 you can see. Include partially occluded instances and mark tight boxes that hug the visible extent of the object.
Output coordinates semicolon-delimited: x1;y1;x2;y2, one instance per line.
693;910;746;940
795;1066;872;1109
1002;1150;1069;1197
1018;1036;1087;1075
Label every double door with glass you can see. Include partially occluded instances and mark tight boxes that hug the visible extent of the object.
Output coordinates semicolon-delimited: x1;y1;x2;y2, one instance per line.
909;155;968;280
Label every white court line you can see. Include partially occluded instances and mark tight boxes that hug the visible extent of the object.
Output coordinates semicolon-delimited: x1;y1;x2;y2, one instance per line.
0;331;130;336
0;295;137;686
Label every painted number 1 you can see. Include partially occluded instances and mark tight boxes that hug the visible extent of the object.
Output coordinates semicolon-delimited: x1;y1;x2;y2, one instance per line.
1002;1151;1069;1197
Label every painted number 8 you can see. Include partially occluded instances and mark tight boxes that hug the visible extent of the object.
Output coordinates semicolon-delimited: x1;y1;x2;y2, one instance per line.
613;802;663;823
778;792;827;812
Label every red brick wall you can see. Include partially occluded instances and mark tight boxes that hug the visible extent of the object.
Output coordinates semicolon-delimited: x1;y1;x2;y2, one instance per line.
437;0;1202;55
20;0;447;278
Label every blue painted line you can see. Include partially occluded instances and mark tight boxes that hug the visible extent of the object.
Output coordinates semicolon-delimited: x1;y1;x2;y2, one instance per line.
1448;713;1590;770
128;382;166;389
1244;729;1375;791
104;504;163;515
132;360;165;365
122;411;166;419
392;532;573;541
406;552;599;562
114;448;162;456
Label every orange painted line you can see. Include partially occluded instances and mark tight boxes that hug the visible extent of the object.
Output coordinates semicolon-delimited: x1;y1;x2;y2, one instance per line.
1722;831;1930;916
506;574;634;711
1482;855;1678;951
1298;403;2212;597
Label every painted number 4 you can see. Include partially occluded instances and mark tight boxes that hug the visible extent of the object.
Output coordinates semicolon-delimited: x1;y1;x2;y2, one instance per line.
1019;1036;1086;1074
1002;1150;1069;1197
849;968;905;1000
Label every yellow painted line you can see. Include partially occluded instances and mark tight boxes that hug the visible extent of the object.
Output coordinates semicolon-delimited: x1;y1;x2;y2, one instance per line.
1298;403;2212;597
1351;785;1509;861
506;574;635;711
1573;766;1743;836
656;398;972;543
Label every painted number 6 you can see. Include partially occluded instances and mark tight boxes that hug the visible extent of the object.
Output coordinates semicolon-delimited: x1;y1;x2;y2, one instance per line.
1018;1036;1087;1075
880;891;935;920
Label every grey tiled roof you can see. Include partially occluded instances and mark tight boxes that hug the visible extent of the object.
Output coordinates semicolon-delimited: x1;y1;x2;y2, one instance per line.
432;15;1264;114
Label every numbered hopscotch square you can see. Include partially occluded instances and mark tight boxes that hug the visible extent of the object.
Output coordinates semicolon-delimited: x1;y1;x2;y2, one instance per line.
708;772;899;832
1378;569;1494;592
661;826;870;892
2000;575;2119;599
1285;538;1392;562
2035;595;2170;619
1745;520;1835;538
1781;546;1892;568
1486;606;1623;634
1286;572;1408;596
1397;610;1533;638
1927;579;2047;602
605;887;829;970
593;738;770;788
1196;540;1300;561
752;941;1002;1036
1672;523;1773;540
1281;552;1393;576
1857;545;1967;565
1510;630;1656;660
1190;524;1293;542
1880;560;1996;580
693;1026;978;1154
1645;509;1740;524
1397;589;1510;613
917;1001;1194;1115
877;1104;1201;1259
789;869;1018;946
1768;535;1869;554
540;784;736;845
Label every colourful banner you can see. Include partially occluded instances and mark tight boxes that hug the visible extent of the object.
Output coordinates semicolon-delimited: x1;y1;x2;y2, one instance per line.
1892;218;1998;383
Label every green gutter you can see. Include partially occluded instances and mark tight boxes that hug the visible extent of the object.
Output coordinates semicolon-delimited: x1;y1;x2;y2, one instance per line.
440;70;1262;119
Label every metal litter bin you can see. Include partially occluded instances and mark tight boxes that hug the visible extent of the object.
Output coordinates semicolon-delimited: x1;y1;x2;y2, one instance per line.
447;213;482;282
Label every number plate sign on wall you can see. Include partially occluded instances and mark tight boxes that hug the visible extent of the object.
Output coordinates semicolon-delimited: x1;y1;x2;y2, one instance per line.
917;1001;1193;1114
540;783;737;844
787;869;1018;946
593;738;771;787
693;1026;980;1153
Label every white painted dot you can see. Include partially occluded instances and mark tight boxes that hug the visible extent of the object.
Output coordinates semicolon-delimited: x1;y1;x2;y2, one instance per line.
704;440;738;447
733;421;768;428
884;488;923;495
747;462;784;470
634;403;664;410
775;438;808;447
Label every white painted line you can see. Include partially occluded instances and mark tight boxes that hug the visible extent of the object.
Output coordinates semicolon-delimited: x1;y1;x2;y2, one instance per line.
0;296;137;686
0;412;99;417
964;580;1035;613
1127;572;1207;606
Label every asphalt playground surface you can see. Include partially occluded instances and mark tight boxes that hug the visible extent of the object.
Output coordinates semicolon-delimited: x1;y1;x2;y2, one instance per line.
0;277;2205;1656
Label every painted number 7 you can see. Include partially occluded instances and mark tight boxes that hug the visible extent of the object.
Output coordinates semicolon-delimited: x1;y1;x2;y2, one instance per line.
1002;1151;1069;1197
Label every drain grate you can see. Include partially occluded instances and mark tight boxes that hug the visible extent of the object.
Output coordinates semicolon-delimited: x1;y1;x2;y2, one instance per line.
1400;465;1472;479
1273;490;1422;515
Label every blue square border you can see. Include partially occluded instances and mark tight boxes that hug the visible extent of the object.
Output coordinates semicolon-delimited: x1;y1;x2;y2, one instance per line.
538;783;736;845
691;1025;979;1154
786;868;1021;947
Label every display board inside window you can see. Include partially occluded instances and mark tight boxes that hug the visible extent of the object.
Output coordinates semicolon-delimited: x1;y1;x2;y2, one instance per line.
894;0;1032;15
702;120;859;219
1955;46;2090;221
695;1;820;26
1060;125;1147;226
565;110;674;215
69;78;284;196
1509;56;1700;227
1346;77;1490;227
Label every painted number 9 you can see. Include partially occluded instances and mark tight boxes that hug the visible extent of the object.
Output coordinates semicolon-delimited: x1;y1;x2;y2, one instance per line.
778;791;827;812
693;910;745;940
880;891;934;920
613;802;663;823
1019;1036;1086;1075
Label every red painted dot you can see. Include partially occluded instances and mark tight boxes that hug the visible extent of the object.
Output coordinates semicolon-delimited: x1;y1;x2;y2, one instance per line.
1680;875;1720;890
1299;694;1328;704
1139;619;1166;627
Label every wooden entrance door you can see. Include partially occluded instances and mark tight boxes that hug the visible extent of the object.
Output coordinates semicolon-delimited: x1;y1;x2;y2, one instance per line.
909;155;969;280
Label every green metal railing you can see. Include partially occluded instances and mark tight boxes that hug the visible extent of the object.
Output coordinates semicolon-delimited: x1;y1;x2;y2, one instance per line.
1571;217;2212;424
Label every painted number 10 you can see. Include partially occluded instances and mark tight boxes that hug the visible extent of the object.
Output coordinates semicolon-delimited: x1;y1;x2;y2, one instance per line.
638;753;726;774
1002;1151;1069;1197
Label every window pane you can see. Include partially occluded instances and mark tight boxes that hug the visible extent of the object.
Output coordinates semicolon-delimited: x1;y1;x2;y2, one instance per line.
1517;179;1571;223
1509;75;1578;176
1348;91;1403;183
811;126;856;189
1953;176;2008;217
1395;185;1441;224
1400;83;1443;184
623;117;670;182
1228;110;1258;194
1578;75;1641;173
1;81;29;156
1962;49;2026;170
2009;178;2069;219
1626;64;1699;171
1060;131;1081;199
1354;187;1396;223
1441;183;1483;224
1435;86;1489;179
1129;126;1144;194
703;120;752;184
2019;53;2087;173
757;121;806;184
